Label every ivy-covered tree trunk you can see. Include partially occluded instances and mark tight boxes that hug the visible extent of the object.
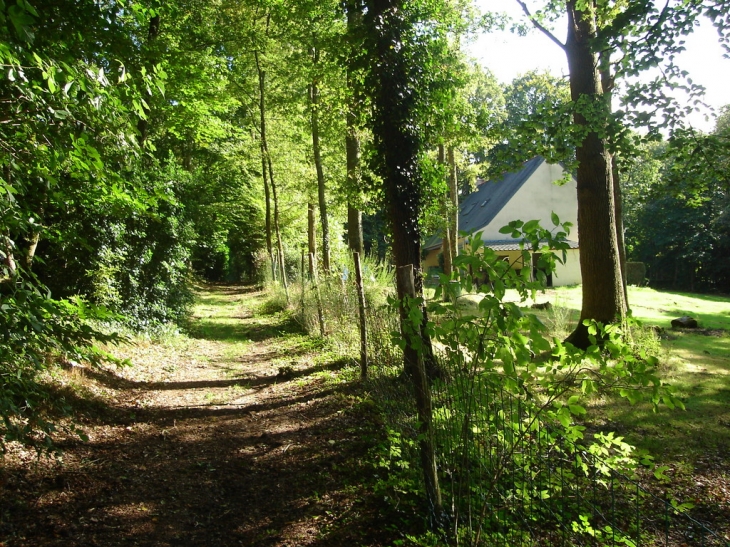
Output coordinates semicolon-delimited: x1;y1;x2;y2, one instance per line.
564;0;627;348
363;0;442;521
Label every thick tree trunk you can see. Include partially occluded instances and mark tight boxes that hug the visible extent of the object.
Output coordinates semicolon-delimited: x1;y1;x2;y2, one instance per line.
309;52;331;274
364;0;442;522
563;0;627;349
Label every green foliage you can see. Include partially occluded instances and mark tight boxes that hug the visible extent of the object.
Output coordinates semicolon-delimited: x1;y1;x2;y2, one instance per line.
0;274;127;453
387;218;682;543
623;131;730;293
486;70;574;176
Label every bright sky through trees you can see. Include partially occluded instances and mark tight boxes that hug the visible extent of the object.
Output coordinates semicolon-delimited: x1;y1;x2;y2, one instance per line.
470;0;730;132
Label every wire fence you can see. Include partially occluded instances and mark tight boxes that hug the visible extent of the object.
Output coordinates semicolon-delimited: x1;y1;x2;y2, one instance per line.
279;257;727;547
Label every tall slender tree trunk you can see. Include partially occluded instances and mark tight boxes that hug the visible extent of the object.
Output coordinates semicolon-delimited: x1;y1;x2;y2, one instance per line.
563;0;627;348
600;55;629;304
256;48;288;300
346;120;364;255
447;146;459;264
438;145;453;278
364;0;442;522
346;1;365;256
612;157;628;303
310;48;330;274
308;202;317;277
255;51;275;279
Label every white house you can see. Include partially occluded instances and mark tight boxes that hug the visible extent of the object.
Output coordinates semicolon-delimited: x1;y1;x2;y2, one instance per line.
423;156;582;287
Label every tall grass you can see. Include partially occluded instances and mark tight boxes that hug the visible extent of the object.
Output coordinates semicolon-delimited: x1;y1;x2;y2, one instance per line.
261;252;402;369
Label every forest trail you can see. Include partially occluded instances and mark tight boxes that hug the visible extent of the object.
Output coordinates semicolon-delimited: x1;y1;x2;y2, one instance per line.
1;285;390;547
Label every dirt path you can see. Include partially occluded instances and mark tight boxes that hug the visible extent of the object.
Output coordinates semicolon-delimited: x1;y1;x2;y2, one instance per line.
1;285;393;547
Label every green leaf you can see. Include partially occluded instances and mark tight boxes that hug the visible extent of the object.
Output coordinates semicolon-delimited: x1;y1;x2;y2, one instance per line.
568;404;586;416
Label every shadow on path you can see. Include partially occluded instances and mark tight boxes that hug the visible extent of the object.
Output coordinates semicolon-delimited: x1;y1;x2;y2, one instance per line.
0;285;396;547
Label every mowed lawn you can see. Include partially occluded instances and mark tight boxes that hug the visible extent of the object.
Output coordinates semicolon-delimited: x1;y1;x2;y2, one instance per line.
525;285;730;461
438;283;730;459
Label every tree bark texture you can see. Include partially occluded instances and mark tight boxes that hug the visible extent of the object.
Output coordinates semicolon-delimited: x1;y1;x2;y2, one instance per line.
564;0;627;348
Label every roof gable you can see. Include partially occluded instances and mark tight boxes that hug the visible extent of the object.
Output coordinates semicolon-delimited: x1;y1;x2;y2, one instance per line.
424;156;549;251
459;156;544;235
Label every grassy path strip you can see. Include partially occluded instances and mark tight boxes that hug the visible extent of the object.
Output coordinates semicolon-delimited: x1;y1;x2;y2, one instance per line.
1;285;394;547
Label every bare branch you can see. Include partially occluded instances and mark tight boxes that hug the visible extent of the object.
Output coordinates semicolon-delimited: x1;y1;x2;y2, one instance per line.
514;0;566;51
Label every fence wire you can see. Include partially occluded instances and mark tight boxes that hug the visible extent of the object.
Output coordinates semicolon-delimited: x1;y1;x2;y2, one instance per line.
286;263;726;547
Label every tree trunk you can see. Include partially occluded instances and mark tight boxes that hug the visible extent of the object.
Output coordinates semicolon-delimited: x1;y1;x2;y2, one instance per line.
447;146;459;263
600;55;628;305
310;48;331;274
563;0;627;349
364;0;442;522
256;48;288;300
347;206;364;256
612;156;629;304
255;51;275;279
308;202;317;277
2;231;16;277
438;145;453;278
346;3;365;256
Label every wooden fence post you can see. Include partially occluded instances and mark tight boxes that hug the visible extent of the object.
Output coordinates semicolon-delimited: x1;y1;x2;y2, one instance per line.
396;264;442;520
353;252;368;380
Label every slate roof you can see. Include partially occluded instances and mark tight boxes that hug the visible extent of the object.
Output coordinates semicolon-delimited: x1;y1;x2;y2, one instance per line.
424;156;546;251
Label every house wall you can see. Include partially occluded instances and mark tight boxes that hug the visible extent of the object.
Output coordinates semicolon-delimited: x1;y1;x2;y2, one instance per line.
553;248;582;286
476;161;579;241
423;160;582;287
424;248;440;270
